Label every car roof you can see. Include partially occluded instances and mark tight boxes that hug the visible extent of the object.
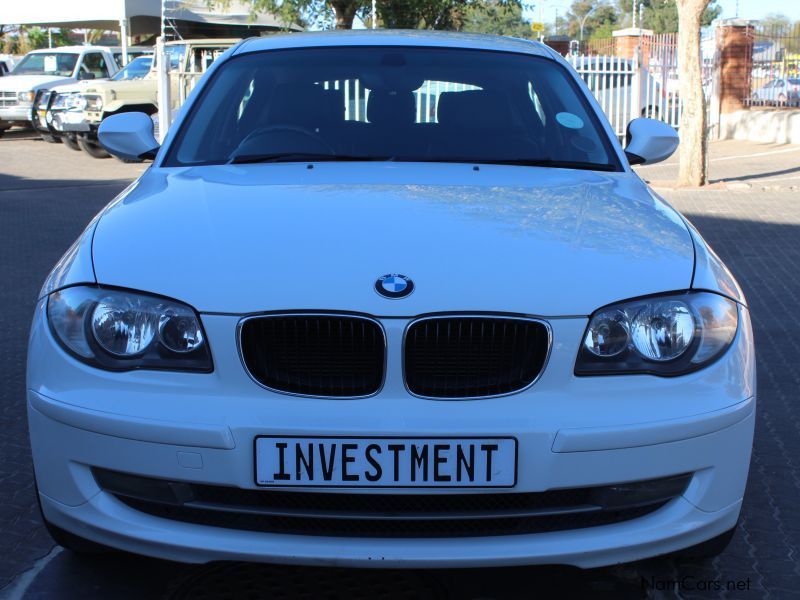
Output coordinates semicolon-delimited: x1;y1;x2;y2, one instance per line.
167;38;241;47
235;30;552;58
29;46;110;54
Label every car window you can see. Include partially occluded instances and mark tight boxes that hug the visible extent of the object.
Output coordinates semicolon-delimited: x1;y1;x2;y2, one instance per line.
12;52;79;77
163;45;187;71
166;47;620;171
81;53;110;79
111;57;153;81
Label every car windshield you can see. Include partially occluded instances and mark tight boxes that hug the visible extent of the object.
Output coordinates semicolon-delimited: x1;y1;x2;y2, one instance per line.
112;57;153;81
166;46;620;171
13;52;79;77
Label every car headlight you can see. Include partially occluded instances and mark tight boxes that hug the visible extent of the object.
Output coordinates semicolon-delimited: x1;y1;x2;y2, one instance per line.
18;90;35;104
51;93;70;109
83;94;103;111
575;291;738;376
47;286;212;372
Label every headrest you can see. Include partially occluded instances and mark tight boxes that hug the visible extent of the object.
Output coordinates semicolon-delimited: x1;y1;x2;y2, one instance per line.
367;90;416;126
437;90;514;131
265;83;330;127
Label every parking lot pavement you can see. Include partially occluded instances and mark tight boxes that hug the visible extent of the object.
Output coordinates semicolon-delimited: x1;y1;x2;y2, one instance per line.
635;139;800;190
2;132;799;598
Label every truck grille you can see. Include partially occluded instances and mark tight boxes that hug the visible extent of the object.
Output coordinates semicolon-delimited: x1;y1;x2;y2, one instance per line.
239;314;385;397
94;468;690;538
0;91;18;108
404;316;549;398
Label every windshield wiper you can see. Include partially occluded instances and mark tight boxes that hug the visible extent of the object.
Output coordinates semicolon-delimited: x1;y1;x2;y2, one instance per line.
483;158;618;171
392;157;618;172
229;152;392;165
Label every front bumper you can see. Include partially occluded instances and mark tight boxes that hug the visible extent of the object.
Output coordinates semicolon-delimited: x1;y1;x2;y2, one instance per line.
28;300;756;567
0;104;32;124
59;110;93;133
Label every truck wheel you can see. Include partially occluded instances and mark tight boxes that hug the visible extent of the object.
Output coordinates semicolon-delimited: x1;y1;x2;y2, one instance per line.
63;135;81;151
77;138;110;159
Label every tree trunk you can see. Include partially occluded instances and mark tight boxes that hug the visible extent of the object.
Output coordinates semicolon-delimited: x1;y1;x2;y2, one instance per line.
676;0;710;187
330;0;359;29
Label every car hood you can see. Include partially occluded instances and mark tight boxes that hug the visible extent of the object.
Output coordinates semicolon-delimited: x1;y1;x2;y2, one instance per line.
49;80;93;94
0;74;74;92
92;163;694;316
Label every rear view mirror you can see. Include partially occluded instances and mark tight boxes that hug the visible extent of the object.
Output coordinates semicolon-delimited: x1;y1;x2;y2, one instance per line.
77;71;95;80
98;112;159;161
624;118;679;165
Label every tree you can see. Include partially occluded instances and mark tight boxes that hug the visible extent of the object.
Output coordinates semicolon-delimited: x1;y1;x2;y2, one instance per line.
378;0;470;29
242;0;366;30
676;0;709;186
244;0;521;30
461;0;534;37
565;0;619;40
636;0;720;33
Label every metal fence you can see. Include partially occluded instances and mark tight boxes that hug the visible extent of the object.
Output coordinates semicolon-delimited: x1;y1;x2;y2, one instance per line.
566;34;682;138
745;23;800;107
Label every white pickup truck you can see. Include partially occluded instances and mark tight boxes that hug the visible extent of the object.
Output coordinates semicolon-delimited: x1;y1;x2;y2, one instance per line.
0;46;119;137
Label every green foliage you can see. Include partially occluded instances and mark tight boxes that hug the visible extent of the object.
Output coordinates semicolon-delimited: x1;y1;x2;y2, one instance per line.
564;1;619;40
461;0;534;37
244;0;523;30
615;0;721;34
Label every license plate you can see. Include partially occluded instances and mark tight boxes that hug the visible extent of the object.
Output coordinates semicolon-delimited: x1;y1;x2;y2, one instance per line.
254;436;517;488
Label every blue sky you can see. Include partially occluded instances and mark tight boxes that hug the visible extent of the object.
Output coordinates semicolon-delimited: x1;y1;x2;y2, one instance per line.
523;0;800;27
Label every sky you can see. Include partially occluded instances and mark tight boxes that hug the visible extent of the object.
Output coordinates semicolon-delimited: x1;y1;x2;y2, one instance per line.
522;0;800;28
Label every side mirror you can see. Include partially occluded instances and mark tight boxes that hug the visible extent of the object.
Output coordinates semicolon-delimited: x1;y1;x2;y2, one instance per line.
98;112;159;161
624;118;679;165
77;71;95;80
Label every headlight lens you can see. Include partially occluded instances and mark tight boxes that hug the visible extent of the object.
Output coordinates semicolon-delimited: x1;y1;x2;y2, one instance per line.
51;93;71;109
17;90;35;104
83;94;103;111
575;292;738;376
47;286;212;372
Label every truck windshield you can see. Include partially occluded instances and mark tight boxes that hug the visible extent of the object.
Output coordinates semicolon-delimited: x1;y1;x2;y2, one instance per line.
165;46;620;171
112;57;153;81
13;53;79;77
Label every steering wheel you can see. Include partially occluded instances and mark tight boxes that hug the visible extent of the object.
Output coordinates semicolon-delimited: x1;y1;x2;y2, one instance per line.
233;125;335;157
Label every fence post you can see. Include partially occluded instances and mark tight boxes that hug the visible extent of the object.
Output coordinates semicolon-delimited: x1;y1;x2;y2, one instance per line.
715;19;755;139
631;45;642;120
156;37;171;143
612;26;653;60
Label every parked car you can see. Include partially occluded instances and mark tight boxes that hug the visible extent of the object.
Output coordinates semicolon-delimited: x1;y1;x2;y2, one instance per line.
34;56;154;151
0;46;119;137
56;40;236;158
30;31;754;569
751;78;800;106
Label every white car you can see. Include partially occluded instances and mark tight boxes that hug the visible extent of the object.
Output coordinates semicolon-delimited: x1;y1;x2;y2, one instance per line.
29;31;755;569
0;45;119;136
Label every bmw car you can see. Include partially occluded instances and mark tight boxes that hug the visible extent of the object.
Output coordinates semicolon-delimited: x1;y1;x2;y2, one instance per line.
28;31;755;568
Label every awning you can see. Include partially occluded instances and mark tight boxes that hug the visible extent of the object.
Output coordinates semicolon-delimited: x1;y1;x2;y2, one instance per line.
0;0;298;35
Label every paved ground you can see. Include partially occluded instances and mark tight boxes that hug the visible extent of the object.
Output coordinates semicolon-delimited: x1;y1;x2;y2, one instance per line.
1;131;799;599
637;139;800;191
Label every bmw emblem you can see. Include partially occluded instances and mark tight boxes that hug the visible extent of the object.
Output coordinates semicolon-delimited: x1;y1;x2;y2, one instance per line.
375;274;414;299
